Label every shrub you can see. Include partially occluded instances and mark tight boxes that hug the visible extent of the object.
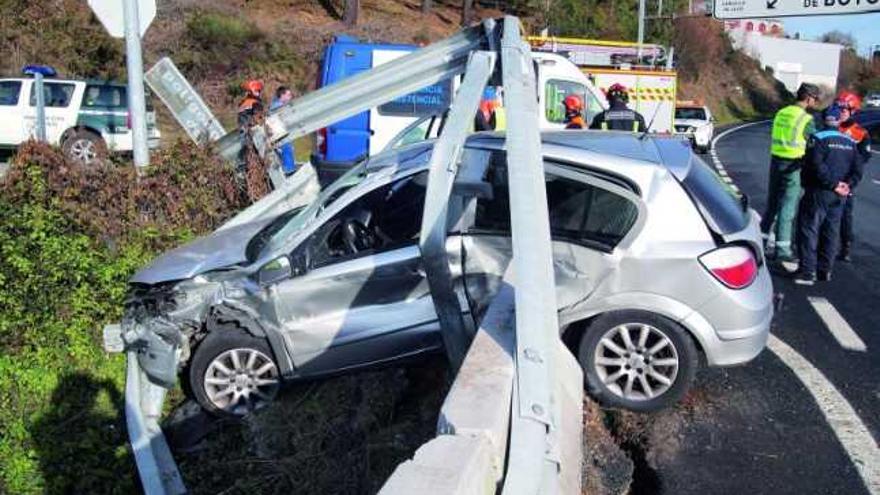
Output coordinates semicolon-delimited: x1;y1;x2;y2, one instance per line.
0;141;245;494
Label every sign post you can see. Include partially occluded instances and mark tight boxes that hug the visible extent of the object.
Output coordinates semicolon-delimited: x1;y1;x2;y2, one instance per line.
145;58;226;143
22;65;56;143
714;0;880;19
88;0;156;170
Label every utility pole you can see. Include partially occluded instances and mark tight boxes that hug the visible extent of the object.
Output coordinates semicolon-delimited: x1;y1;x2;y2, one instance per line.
637;0;646;62
462;0;473;26
422;0;432;14
123;0;150;170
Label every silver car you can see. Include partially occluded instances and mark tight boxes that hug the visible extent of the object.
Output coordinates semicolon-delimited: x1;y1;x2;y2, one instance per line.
121;131;773;416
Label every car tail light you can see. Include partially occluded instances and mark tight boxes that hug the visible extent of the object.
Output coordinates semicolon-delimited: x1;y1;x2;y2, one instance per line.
317;128;327;156
126;111;132;129
699;245;758;289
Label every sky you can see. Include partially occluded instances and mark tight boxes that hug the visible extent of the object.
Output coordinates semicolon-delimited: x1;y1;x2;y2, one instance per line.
782;13;880;54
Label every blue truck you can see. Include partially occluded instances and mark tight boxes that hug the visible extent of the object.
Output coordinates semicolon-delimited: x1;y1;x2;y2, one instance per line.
313;36;452;175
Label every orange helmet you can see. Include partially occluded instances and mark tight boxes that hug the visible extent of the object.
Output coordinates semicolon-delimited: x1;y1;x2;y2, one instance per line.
563;94;584;112
606;83;630;103
241;80;264;95
835;90;862;112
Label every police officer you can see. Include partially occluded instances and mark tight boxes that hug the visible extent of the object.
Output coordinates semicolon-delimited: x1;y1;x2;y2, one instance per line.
833;91;872;262
589;83;647;132
794;105;863;284
760;82;820;263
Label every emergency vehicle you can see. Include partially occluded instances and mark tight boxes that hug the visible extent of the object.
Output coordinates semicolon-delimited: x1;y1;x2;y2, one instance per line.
313;35;608;166
0;75;160;164
527;36;678;133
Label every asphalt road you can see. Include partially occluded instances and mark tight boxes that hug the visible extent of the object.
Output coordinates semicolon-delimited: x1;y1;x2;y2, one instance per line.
639;114;880;495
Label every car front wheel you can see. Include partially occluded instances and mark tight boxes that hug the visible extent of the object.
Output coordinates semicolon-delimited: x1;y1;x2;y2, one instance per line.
189;329;281;417
578;311;698;412
62;130;107;165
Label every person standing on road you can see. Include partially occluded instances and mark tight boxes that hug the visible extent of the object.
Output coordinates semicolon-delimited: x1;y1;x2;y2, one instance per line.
589;83;647;132
832;91;872;262
562;94;587;129
794;105;863;285
270;86;297;176
237;80;265;183
760;82;821;262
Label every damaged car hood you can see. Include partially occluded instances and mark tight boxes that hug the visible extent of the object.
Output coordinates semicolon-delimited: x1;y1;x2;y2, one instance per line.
132;219;273;285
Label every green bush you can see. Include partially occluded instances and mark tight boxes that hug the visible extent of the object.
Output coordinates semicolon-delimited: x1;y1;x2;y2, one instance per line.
0;142;244;494
187;11;263;51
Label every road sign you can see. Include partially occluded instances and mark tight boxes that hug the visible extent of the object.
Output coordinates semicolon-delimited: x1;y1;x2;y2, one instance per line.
145;58;227;143
714;0;880;19
88;0;156;38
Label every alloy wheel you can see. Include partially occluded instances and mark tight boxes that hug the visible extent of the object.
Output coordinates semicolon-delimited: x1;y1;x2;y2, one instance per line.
203;347;280;415
592;323;680;402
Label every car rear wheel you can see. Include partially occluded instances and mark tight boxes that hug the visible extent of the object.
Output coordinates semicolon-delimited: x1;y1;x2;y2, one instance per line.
62;130;107;165
189;329;281;417
578;311;698;412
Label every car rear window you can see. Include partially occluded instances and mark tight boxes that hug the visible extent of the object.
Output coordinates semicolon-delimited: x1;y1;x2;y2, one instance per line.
83;84;126;108
680;158;749;235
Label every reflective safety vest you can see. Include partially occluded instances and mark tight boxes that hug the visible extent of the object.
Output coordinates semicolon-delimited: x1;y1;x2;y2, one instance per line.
600;109;640;132
494;106;507;131
770;105;812;159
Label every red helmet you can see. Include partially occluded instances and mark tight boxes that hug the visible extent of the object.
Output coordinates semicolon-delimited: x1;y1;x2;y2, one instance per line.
563;94;583;112
835;90;862;112
606;83;630;103
241;80;264;95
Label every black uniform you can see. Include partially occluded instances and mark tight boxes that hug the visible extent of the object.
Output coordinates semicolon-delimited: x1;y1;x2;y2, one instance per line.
796;129;863;276
589;100;647;132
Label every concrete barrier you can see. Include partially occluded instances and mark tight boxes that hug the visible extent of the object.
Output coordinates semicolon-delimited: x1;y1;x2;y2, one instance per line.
380;284;584;494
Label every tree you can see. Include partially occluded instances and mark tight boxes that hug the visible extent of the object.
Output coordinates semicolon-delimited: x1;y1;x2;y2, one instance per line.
820;30;856;49
343;0;359;26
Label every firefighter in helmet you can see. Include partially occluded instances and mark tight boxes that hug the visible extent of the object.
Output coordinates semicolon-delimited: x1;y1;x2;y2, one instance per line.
590;83;647;132
562;94;586;129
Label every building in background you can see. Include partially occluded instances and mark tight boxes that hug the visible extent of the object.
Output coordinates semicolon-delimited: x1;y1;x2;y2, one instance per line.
725;20;842;94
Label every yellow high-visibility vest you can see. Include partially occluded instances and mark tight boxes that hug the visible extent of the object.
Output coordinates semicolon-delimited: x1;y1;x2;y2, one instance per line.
770;105;812;159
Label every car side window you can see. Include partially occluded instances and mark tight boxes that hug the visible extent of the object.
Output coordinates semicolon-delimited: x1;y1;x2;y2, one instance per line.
545;80;603;126
83;85;125;108
307;172;428;268
473;163;638;251
0;81;22;106
29;82;75;108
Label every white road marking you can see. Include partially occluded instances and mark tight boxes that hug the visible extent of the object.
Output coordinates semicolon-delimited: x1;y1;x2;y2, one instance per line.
768;335;880;494
717;122;880;494
807;297;867;352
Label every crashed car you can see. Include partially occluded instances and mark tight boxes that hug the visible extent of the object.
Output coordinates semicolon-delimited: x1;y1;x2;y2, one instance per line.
111;130;772;416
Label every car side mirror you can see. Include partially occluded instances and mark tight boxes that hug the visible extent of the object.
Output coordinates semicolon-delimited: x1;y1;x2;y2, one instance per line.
258;256;292;286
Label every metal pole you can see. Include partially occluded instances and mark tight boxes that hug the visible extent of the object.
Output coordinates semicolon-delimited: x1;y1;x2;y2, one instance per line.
34;72;46;142
637;0;646;63
123;0;150;170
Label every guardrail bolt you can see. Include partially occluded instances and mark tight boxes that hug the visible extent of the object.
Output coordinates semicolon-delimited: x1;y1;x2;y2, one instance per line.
524;348;543;363
531;403;545;416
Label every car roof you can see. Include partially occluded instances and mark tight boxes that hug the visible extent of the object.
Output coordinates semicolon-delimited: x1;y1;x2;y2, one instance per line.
0;77;124;87
466;130;694;180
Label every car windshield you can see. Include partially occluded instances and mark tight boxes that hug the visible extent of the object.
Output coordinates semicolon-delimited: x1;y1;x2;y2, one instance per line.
675;107;707;120
258;163;368;257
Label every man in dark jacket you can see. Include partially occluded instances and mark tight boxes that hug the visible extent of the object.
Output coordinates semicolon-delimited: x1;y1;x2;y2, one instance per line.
589;83;647;132
794;105;863;284
833;91;872;262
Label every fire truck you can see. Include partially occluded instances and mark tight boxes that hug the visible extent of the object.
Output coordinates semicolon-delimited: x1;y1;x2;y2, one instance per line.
528;36;678;133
